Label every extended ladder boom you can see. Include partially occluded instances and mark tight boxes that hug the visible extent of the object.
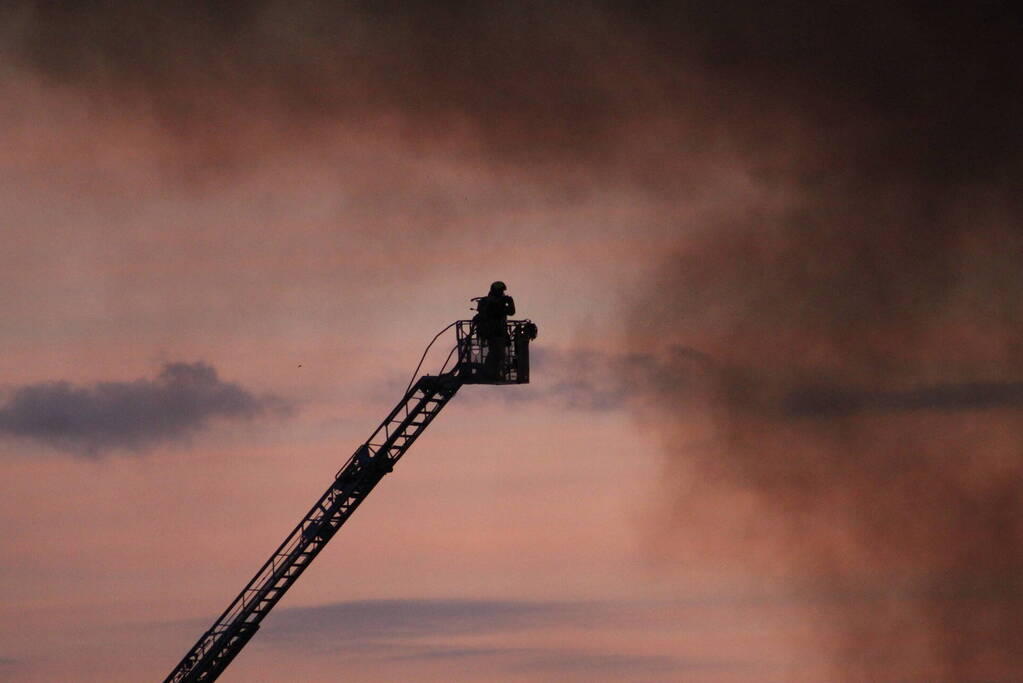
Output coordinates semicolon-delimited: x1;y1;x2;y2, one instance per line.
164;319;536;682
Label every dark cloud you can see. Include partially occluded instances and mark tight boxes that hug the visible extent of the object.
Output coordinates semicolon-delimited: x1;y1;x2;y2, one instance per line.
785;381;1023;417
2;1;654;170
6;0;1023;677
2;1;1020;185
508;651;700;676
506;2;1023;680
632;350;1023;681
629;232;1023;679
255;598;746;677
533;346;1023;420
263;598;594;642
379;645;689;675
12;1;1016;191
515;346;715;412
618;2;1023;677
0;362;287;456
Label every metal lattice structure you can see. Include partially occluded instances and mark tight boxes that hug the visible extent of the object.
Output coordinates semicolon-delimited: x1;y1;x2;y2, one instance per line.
164;319;537;683
456;319;535;384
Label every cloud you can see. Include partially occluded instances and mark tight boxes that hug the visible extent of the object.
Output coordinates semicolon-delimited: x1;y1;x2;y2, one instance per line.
0;362;288;456
4;2;1020;202
255;598;748;677
5;1;1023;677
531;345;1023;420
494;346;715;412
520;348;656;411
785;381;1023;417
508;651;717;676
263;598;598;643
626;203;1023;677
596;3;1023;678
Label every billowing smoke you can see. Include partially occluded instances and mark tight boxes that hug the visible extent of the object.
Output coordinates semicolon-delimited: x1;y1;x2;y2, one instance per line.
4;1;1023;677
0;362;287;456
618;4;1023;680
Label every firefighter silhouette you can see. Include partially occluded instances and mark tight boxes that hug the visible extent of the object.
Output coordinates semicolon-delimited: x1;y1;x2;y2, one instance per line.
475;281;516;379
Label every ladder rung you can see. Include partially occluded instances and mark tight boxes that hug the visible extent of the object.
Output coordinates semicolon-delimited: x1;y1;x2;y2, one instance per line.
162;342;472;683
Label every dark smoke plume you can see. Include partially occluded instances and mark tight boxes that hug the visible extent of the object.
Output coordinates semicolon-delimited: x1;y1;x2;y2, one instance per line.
0;362;286;456
786;381;1023;417
5;0;1023;677
620;3;1023;681
521;347;716;412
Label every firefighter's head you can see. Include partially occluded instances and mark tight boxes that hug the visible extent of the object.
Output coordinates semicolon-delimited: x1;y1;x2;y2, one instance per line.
489;281;507;295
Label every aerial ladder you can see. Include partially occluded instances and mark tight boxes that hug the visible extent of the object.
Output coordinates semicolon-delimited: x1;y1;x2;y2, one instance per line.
164;317;538;682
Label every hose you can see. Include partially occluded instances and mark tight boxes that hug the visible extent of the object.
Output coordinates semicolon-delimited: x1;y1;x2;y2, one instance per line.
403;322;457;396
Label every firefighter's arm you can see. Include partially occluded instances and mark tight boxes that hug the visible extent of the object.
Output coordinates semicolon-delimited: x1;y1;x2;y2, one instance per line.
504;296;516;316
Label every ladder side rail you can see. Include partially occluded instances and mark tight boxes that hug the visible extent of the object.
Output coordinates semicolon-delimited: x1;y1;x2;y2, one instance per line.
165;376;461;683
168;451;394;682
368;379;433;454
333;376;438;476
305;380;459;554
167;445;407;674
166;451;378;677
172;379;443;677
190;623;258;683
181;383;460;681
184;466;392;682
378;382;459;471
166;472;356;683
202;381;461;673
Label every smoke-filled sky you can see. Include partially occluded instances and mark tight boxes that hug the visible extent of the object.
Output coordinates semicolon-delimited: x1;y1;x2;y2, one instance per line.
3;2;1022;681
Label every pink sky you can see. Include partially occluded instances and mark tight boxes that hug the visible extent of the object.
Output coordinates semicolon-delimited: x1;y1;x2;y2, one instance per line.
1;61;783;683
3;3;1023;681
